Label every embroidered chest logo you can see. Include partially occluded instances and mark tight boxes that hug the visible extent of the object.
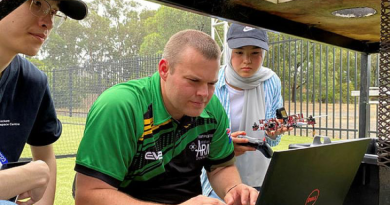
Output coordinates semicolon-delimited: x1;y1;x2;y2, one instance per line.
189;141;210;160
145;151;163;160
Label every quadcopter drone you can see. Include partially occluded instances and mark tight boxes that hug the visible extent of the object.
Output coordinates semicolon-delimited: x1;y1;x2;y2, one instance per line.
252;107;326;136
232;108;325;158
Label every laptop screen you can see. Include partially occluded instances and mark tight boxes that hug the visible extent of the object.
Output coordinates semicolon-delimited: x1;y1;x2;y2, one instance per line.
256;138;370;205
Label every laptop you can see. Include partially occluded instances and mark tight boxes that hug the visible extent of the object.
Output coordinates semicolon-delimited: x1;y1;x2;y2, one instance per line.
256;138;370;205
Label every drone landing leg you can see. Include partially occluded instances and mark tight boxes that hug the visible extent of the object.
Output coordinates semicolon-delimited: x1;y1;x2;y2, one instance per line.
312;126;315;137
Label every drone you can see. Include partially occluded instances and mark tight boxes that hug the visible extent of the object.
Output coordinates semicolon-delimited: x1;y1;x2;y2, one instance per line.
252;107;326;136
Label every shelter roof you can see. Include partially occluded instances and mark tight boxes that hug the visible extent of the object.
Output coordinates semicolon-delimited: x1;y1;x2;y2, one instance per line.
150;0;380;53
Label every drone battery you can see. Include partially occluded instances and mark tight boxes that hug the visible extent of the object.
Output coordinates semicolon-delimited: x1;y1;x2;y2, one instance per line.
276;107;288;120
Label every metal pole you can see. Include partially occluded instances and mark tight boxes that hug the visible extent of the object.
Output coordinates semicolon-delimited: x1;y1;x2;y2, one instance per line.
69;68;73;117
211;18;228;65
358;53;370;139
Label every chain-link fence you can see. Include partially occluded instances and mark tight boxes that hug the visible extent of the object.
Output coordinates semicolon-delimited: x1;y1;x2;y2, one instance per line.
21;55;161;158
264;35;380;139
21;35;380;159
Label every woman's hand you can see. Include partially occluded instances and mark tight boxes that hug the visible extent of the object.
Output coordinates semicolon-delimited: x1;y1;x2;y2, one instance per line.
265;119;293;139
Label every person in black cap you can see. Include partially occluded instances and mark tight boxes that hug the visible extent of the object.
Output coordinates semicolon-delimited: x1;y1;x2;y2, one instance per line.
201;23;292;199
0;0;88;20
0;0;87;204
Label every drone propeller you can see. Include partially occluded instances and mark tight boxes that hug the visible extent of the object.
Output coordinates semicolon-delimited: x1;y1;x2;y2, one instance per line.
311;115;328;119
305;115;327;119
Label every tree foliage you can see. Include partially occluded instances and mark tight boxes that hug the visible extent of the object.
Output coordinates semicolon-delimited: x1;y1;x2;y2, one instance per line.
38;2;211;68
139;6;211;55
30;0;379;110
32;1;212;110
264;33;379;105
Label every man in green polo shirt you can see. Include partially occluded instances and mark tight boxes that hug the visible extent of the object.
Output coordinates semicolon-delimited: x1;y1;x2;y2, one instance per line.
75;29;259;205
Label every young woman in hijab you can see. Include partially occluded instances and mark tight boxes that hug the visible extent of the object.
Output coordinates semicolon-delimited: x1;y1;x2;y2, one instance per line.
201;23;292;200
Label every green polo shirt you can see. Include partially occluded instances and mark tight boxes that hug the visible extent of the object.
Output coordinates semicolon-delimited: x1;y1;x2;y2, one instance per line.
75;72;234;204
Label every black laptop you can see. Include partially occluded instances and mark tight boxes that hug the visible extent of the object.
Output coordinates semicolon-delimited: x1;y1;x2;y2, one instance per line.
256;138;370;205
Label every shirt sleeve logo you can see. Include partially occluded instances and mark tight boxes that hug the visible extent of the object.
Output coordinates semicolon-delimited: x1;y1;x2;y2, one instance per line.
226;128;232;144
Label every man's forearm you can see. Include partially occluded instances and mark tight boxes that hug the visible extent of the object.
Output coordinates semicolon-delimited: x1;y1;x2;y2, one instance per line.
207;165;242;199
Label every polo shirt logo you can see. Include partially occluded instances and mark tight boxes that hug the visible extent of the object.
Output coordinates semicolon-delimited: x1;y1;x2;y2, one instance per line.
145;151;163;160
189;141;210;160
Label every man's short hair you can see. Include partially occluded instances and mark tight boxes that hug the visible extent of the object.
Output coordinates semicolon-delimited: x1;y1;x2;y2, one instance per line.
162;29;221;72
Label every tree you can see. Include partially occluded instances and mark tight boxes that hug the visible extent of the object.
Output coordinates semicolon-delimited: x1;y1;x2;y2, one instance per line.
140;6;211;55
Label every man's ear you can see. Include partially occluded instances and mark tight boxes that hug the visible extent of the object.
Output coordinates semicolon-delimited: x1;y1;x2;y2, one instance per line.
159;59;169;81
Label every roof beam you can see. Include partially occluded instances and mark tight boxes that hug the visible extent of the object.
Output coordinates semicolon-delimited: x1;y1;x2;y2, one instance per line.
149;0;379;53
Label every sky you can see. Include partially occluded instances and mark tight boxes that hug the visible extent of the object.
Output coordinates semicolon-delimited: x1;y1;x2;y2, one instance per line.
84;0;161;10
138;0;161;10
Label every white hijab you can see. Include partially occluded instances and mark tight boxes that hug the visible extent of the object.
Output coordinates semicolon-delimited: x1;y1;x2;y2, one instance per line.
225;47;275;187
225;47;275;134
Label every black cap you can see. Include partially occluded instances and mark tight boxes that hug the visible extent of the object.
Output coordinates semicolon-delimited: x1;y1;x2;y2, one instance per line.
0;0;25;20
0;0;88;21
227;23;269;51
58;0;88;20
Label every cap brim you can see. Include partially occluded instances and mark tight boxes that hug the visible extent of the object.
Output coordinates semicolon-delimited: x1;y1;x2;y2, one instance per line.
59;0;88;20
228;38;269;51
0;0;25;20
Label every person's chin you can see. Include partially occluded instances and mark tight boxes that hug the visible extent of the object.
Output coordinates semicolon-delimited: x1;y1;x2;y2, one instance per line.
240;73;255;78
22;46;41;56
186;109;204;117
23;50;39;56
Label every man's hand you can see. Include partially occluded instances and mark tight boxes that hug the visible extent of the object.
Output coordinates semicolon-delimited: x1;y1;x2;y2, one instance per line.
224;184;258;205
180;195;226;205
231;131;256;156
265;119;293;139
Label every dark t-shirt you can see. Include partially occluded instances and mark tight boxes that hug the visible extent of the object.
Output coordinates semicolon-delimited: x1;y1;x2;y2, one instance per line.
0;55;61;163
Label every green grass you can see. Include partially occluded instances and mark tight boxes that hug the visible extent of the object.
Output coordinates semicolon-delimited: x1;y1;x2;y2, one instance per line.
55;158;76;205
20;115;84;205
21;115;85;158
